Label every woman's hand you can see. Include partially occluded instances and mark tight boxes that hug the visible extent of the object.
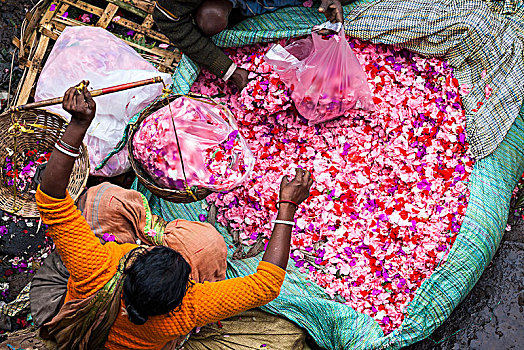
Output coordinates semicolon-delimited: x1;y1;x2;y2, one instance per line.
262;168;313;270
40;82;96;199
279;168;313;205
63;80;96;128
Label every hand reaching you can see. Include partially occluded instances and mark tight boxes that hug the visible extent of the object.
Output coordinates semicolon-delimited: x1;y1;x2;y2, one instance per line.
230;67;249;92
262;168;313;269
318;0;344;24
279;168;313;205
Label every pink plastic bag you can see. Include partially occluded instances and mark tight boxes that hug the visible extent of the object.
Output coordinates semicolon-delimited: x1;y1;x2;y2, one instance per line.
133;96;255;192
265;22;374;124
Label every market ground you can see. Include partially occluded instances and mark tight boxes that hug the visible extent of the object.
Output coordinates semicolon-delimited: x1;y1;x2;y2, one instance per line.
1;1;522;349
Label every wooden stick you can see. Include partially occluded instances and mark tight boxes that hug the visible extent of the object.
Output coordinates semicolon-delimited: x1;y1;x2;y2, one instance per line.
8;76;164;113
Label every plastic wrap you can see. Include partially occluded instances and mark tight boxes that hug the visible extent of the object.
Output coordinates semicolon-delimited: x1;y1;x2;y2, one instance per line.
34;26;172;177
133;96;254;191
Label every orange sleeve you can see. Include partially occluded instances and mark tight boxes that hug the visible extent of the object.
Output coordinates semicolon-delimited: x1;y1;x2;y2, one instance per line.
35;186;130;298
192;261;285;326
161;261;285;335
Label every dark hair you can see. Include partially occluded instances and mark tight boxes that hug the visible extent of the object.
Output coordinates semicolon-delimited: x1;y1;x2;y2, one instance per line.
123;246;191;325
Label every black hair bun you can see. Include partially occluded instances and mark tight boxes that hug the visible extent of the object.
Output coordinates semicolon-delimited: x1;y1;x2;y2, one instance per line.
126;304;148;325
122;246;191;322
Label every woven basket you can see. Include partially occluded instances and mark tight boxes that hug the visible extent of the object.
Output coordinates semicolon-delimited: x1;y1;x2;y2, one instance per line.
0;110;89;217
127;94;222;203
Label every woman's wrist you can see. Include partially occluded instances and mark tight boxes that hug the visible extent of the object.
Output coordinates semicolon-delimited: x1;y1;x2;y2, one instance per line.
276;203;297;221
69;118;92;130
61;121;89;149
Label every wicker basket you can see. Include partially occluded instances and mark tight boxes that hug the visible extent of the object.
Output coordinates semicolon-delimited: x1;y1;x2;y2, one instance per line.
128;94;219;203
0;109;89;217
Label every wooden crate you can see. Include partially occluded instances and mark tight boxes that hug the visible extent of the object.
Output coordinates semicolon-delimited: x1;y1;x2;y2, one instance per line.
12;0;181;105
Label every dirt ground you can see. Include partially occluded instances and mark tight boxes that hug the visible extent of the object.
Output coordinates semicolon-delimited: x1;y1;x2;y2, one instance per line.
406;218;523;350
0;0;522;348
0;0;30;105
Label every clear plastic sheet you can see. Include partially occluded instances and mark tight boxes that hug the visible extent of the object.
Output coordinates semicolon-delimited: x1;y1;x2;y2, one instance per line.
35;27;172;177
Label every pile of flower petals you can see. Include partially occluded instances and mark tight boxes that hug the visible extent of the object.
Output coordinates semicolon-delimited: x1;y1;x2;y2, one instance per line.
192;39;473;332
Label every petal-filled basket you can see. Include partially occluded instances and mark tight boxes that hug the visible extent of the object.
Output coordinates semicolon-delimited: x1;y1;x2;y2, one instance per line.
128;93;255;203
0;109;89;217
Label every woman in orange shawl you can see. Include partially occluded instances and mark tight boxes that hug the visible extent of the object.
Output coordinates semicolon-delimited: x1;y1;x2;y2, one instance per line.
32;82;312;350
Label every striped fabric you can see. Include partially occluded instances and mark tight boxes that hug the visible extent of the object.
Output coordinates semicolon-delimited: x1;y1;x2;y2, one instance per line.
0;283;30;317
228;0;304;17
128;1;524;348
